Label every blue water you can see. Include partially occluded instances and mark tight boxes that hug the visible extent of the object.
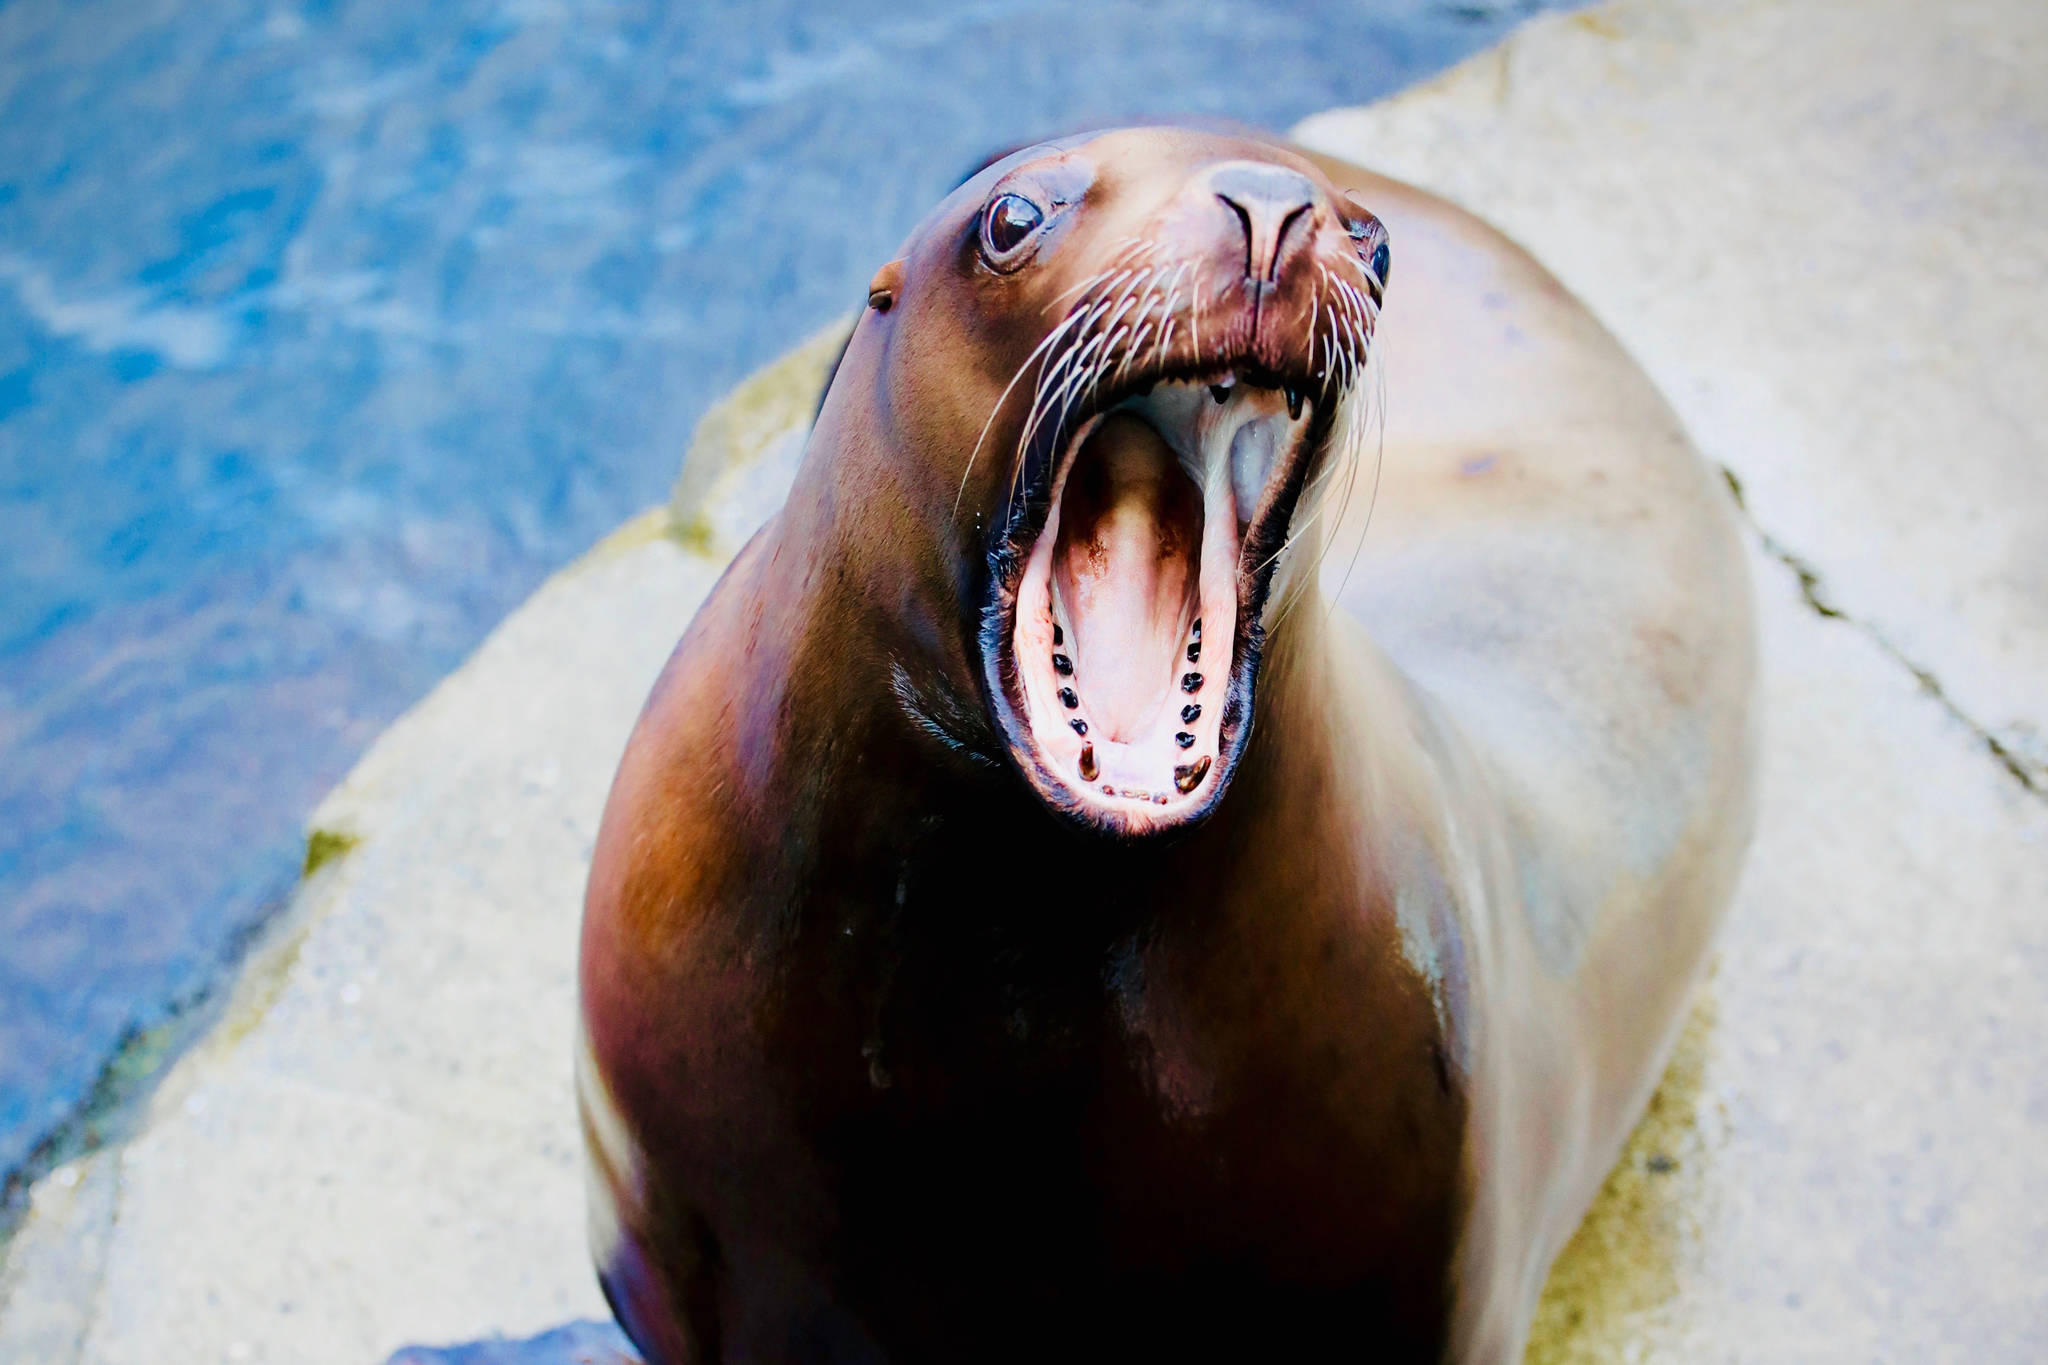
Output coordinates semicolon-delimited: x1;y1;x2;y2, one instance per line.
0;0;1572;1186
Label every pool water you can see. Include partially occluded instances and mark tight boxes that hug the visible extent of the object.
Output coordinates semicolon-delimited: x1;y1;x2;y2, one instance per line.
0;0;1572;1191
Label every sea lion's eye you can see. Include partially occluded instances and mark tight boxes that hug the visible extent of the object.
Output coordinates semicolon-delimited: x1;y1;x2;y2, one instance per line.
1341;197;1391;292
982;193;1046;262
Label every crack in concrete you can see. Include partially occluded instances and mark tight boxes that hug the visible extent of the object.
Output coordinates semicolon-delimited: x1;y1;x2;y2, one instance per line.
1720;469;2043;800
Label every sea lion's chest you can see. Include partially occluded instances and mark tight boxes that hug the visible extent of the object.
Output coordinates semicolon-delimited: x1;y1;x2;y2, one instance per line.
643;839;1470;1354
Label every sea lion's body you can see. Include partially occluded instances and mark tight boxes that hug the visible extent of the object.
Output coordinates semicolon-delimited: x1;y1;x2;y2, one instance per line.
579;132;1754;1363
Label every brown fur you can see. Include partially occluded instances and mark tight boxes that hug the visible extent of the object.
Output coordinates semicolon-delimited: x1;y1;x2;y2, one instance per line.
578;128;1755;1362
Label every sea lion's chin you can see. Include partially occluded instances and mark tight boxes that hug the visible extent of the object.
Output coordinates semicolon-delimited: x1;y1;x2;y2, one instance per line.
985;370;1324;838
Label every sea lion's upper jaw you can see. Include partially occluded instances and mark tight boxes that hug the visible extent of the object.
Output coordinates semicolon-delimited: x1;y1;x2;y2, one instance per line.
980;358;1346;839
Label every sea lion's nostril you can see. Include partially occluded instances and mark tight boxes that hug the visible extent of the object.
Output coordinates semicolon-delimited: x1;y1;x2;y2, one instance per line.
1211;163;1319;283
1217;193;1256;281
1272;206;1311;283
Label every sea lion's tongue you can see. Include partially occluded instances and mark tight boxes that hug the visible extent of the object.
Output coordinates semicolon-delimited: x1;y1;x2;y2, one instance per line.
1052;413;1202;741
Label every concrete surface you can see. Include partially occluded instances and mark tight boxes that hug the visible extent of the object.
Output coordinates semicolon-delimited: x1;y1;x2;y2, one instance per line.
1298;0;2048;791
3;0;2045;1359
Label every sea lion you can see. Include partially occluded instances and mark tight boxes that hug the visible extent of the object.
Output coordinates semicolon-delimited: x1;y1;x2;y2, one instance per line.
578;126;1755;1362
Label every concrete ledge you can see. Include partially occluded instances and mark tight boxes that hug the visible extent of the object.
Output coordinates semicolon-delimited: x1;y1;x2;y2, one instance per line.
4;0;2044;1360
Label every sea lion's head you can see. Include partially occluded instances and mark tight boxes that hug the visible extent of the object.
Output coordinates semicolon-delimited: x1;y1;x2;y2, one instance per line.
833;126;1388;838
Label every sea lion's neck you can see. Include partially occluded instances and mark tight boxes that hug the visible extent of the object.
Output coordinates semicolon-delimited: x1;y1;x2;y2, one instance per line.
737;487;1404;933
719;514;1457;1151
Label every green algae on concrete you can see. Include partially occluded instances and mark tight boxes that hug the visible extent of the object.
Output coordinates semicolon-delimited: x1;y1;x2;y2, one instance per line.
302;827;363;878
1528;984;1721;1362
668;315;854;555
579;506;678;567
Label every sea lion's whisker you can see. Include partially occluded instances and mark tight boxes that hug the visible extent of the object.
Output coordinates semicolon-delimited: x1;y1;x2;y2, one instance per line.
1311;268;1331;374
1340;277;1380;328
1336;250;1387;303
956;306;1092;517
1099;289;1145;357
1331;276;1359;332
1106;264;1155;312
1010;320;1118;506
1340;278;1368;323
1324;347;1389;623
1096;327;1134;392
1016;291;1120;455
1155;261;1190;321
1009;343;1090;507
1263;332;1383;621
1101;271;1157;350
1150;262;1190;362
1118;321;1155;386
1334;290;1370;381
1042;269;1112;314
1050;266;1133;313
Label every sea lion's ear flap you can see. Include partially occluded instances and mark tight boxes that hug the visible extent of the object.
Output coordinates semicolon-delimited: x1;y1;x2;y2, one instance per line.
867;260;904;313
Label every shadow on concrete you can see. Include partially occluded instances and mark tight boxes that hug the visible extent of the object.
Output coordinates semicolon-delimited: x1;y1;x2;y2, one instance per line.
385;1318;637;1364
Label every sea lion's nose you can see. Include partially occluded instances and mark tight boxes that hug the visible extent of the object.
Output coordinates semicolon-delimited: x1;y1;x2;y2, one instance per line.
1208;162;1319;284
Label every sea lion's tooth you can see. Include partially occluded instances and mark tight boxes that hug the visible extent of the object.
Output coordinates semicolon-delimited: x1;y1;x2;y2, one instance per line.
1182;703;1201;724
1287;387;1304;420
1078;745;1098;781
1070;718;1088;736
1052;653;1073;675
1181;673;1203;693
1059;687;1079;709
1187;642;1200;663
1209;384;1230;404
1173;757;1211;794
1175;731;1195;749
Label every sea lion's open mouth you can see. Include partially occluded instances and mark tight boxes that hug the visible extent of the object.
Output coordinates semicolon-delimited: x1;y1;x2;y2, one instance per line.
986;364;1334;835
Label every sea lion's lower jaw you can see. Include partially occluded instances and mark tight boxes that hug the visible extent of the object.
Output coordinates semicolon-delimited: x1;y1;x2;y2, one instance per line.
985;370;1329;835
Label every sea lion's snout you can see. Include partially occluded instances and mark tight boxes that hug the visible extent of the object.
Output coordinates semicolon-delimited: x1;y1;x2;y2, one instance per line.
1207;161;1319;285
959;130;1391;837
